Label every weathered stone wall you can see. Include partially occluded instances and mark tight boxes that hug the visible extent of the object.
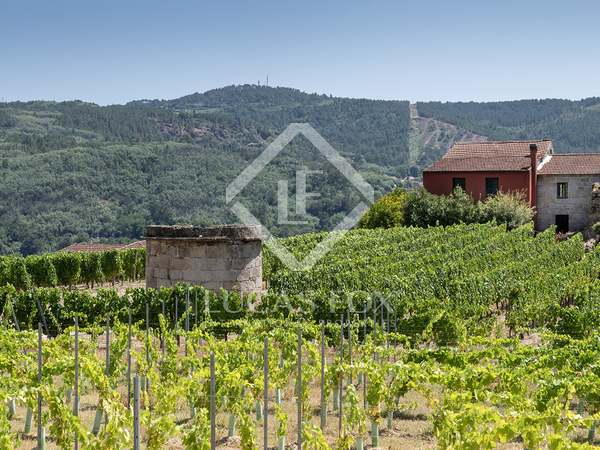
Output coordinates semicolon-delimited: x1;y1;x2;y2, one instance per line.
145;225;263;293
590;183;600;226
537;175;600;231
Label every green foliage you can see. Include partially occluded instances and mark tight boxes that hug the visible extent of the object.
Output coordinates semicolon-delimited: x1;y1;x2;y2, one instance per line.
479;191;535;229
0;247;143;289
359;188;534;230
358;188;407;229
0;86;409;254
25;255;58;287
9;258;31;290
418;97;600;152
80;251;104;286
101;250;123;283
120;249;145;281
52;253;81;286
404;188;481;227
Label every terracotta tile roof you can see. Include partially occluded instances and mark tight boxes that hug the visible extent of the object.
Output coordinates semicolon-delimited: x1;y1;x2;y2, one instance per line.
538;154;600;175
61;240;146;253
423;140;553;172
123;240;146;249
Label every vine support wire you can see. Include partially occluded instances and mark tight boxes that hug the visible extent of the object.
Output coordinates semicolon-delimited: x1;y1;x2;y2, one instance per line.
133;375;140;450
175;294;180;347
194;289;198;328
37;322;45;450
161;299;166;354
263;336;269;450
145;301;151;394
348;311;353;385
210;351;216;450
74;317;80;450
185;287;190;332
93;316;110;435
36;297;48;336
105;315;110;375
394;315;398;350
297;328;303;450
338;316;344;438
363;308;367;344
185;288;190;356
10;296;20;331
127;309;132;408
320;321;327;429
372;298;377;338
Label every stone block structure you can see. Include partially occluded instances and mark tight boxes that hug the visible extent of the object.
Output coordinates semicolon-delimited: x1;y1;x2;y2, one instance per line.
145;224;263;293
536;154;600;232
536;174;600;232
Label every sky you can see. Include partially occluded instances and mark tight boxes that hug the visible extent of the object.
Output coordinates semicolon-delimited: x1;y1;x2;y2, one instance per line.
2;0;600;105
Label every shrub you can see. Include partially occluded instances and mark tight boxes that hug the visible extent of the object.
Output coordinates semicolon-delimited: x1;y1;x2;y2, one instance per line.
359;187;534;230
358;188;407;229
480;191;534;229
592;222;600;235
405;187;480;227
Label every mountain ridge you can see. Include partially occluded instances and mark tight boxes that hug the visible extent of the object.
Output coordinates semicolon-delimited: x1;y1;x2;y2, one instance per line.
2;85;600;255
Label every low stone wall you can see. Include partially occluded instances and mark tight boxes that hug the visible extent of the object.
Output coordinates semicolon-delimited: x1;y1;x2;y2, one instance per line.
145;224;263;293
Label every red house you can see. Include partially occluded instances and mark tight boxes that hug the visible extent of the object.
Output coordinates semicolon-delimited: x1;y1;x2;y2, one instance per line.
422;140;554;208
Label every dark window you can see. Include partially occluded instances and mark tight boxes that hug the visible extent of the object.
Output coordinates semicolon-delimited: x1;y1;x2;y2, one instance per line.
557;182;568;199
485;177;499;196
555;214;569;233
453;178;466;190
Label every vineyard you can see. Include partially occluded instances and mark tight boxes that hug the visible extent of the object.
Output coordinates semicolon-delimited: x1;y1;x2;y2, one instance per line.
0;248;145;290
1;223;600;448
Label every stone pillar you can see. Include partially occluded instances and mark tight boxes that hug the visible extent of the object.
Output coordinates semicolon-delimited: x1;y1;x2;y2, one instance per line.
145;224;263;294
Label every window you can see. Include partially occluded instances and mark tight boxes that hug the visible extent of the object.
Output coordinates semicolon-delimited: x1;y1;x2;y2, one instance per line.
485;177;499;196
557;182;568;199
452;178;466;190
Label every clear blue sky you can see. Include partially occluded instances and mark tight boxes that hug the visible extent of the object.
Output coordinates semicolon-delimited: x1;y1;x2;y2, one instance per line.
2;0;599;105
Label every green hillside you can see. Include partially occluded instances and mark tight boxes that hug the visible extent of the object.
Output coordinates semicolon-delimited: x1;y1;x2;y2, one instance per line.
4;86;600;256
417;97;600;152
0;86;410;254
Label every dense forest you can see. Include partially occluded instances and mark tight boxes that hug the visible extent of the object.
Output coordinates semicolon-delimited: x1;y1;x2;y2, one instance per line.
417;97;600;151
3;85;600;255
0;86;409;254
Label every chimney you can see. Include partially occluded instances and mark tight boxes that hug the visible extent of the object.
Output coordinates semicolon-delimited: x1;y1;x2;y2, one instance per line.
529;143;538;209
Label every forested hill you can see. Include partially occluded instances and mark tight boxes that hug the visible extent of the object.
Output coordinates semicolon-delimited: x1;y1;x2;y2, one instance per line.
0;86;411;254
417;97;600;152
2;85;600;255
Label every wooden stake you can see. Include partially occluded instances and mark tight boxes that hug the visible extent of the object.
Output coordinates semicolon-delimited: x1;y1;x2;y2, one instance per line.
263;336;269;450
297;329;302;450
210;352;216;450
133;375;140;450
74;317;80;450
37;322;45;450
320;321;327;429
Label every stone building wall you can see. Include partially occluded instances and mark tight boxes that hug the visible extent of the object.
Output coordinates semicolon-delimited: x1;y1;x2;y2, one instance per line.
145;224;263;293
537;175;600;231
